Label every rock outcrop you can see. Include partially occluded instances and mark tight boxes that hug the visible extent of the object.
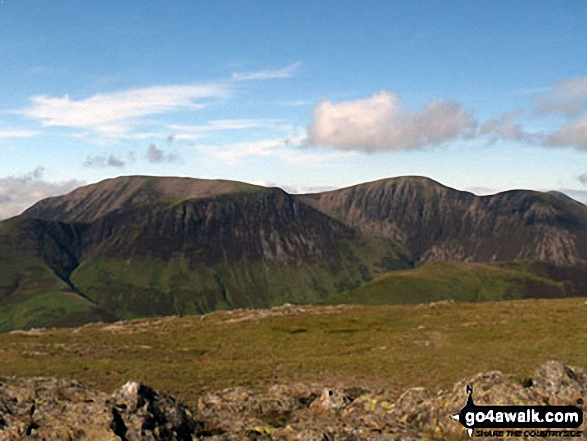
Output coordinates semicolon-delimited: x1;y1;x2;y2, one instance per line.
0;378;200;440
0;361;585;440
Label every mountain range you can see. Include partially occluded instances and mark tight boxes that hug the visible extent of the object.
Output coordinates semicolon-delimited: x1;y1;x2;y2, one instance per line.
1;175;585;331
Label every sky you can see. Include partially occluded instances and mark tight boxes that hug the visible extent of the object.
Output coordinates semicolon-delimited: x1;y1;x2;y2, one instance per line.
1;1;587;219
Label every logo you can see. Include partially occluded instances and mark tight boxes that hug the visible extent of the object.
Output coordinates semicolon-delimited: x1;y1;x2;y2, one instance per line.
450;385;583;438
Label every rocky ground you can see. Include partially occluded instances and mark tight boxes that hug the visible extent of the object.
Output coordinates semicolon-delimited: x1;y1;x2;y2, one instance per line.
0;361;585;440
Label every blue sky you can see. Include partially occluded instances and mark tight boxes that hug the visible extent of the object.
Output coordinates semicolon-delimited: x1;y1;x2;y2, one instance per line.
1;1;587;218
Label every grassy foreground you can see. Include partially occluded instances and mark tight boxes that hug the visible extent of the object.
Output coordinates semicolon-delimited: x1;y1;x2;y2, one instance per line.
0;298;585;410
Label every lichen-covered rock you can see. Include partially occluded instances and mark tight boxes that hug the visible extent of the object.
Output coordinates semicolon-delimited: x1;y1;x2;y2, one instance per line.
531;360;587;405
196;361;586;440
0;361;585;440
0;377;117;440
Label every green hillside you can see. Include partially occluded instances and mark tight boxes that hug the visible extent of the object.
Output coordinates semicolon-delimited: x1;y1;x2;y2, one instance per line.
326;261;571;306
71;235;410;320
0;217;113;332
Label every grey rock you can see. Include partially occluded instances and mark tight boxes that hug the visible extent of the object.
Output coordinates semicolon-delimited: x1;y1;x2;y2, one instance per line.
0;361;585;440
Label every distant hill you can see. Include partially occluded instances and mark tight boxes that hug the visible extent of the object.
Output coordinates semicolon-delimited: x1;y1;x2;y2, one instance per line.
0;174;585;331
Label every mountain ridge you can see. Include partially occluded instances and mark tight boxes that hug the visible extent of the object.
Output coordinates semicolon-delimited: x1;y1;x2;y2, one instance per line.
299;176;587;265
24;175;266;223
0;174;584;331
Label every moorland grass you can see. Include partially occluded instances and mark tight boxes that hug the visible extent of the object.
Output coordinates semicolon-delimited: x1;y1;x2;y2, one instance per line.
0;297;585;409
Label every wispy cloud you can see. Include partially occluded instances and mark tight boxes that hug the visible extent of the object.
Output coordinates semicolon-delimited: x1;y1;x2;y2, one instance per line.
168;119;277;133
231;62;302;81
19;83;229;138
194;135;356;166
0;129;38;138
306;91;477;152
0;167;83;220
197;138;288;162
165;119;287;144
578;172;587;185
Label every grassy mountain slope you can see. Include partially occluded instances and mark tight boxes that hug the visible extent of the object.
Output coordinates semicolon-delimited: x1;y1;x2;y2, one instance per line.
0;217;113;332
301;176;587;265
325;261;572;306
2;179;412;328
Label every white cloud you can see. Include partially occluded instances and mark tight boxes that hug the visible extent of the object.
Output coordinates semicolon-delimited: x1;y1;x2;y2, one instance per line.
306;91;477;152
19;83;229;138
0;129;38;138
545;115;587;149
231;62;302;81
535;76;587;117
579;172;587;185
0;167;83;220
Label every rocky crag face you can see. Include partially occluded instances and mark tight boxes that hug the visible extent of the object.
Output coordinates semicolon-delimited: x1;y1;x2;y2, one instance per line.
301;176;587;266
0;361;584;440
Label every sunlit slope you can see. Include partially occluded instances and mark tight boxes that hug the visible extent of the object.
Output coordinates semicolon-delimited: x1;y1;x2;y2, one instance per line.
325;261;574;306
